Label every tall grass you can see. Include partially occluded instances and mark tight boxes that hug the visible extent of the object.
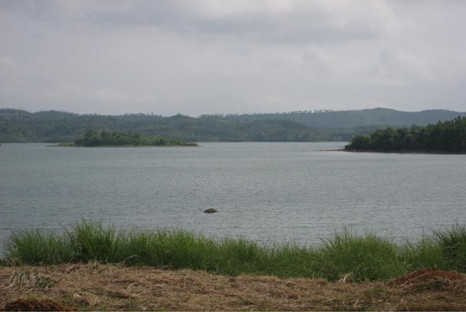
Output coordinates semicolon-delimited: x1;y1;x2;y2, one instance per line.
69;220;121;262
2;221;466;281
399;237;443;271
5;229;74;265
313;231;405;281
434;224;466;271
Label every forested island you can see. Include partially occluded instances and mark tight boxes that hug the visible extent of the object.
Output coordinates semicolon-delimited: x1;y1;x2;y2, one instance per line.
73;130;197;147
345;116;466;153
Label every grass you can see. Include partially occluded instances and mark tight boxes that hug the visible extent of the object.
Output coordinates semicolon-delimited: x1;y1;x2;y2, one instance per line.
3;220;466;282
434;224;466;271
69;221;122;262
5;230;73;265
314;232;405;281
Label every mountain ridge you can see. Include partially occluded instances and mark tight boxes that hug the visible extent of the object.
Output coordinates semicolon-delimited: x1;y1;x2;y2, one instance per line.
1;107;465;143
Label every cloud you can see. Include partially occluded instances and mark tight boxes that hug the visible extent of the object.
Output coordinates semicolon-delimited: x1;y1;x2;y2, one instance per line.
2;0;394;43
1;0;465;115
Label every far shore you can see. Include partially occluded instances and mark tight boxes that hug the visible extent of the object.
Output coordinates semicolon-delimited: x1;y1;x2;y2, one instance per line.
320;146;466;154
343;148;466;154
50;142;198;147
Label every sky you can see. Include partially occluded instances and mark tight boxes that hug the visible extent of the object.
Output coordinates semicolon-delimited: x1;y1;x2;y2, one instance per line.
1;0;465;116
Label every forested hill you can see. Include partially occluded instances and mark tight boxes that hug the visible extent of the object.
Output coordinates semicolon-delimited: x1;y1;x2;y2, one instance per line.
223;108;466;128
1;108;465;143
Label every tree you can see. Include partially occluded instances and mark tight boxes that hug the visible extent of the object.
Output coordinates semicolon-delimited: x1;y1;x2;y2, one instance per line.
345;116;466;153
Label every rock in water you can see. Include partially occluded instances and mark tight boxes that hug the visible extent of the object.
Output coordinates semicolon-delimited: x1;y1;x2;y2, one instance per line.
204;208;217;213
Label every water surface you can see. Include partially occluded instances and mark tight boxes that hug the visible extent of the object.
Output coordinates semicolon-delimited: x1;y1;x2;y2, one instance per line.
1;142;465;249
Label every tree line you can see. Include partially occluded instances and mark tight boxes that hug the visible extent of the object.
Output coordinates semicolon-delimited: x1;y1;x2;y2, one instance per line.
1;108;465;143
345;116;466;153
74;130;196;147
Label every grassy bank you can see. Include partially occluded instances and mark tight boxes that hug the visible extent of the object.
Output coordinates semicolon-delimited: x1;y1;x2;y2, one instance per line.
3;221;465;282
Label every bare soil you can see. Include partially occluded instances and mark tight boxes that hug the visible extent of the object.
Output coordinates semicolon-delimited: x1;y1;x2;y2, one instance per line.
388;267;465;287
1;264;465;311
3;298;73;311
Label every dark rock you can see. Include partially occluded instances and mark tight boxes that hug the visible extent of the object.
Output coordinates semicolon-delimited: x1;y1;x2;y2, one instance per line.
204;208;217;214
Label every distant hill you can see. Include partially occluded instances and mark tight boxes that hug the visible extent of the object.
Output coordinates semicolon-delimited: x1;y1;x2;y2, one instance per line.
0;108;465;143
223;108;466;128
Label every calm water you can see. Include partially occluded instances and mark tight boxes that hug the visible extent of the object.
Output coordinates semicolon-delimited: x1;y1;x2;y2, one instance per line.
0;142;465;250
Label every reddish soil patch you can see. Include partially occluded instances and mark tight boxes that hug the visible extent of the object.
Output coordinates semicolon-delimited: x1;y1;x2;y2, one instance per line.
3;298;73;311
387;267;465;288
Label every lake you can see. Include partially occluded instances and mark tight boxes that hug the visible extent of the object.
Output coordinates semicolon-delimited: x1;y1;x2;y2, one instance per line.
0;142;465;251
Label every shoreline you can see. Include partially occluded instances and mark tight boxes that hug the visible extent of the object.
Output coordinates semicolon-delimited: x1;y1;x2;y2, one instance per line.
50;142;198;147
3;221;465;283
344;148;466;154
320;147;466;154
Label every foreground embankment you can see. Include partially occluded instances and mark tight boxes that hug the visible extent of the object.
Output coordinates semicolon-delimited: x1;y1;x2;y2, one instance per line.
1;264;465;311
1;222;466;310
2;221;466;282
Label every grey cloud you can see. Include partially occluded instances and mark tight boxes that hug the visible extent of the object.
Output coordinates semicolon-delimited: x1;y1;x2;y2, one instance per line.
1;0;465;115
4;0;385;45
185;17;381;45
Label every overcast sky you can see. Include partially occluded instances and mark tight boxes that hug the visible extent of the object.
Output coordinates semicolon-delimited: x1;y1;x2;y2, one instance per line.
1;0;465;116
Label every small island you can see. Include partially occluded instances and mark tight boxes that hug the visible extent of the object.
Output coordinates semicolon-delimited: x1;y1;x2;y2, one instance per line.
345;116;466;153
67;130;197;147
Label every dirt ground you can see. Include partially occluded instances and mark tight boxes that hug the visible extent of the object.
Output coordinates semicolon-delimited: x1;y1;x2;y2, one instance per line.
1;264;465;311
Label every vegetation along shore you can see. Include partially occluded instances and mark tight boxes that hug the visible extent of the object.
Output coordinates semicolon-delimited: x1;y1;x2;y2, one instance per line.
65;130;197;147
3;221;465;280
345;116;466;153
2;107;465;143
1;221;465;310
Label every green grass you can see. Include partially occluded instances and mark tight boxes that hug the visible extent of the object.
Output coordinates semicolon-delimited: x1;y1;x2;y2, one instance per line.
399;237;444;271
69;220;121;262
434;224;466;271
2;221;466;282
313;231;405;281
5;229;74;265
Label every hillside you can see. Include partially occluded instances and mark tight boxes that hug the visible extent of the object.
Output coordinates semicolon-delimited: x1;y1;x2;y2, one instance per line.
224;108;466;128
0;108;465;143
